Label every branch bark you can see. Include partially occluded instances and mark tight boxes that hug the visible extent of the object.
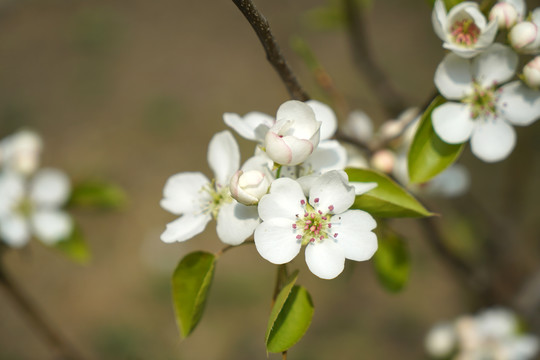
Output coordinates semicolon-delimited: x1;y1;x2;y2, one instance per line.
0;262;88;360
232;0;309;101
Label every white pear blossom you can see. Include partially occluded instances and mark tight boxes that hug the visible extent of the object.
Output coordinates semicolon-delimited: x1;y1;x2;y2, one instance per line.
432;0;498;58
160;130;259;246
0;130;42;175
523;56;540;88
254;170;377;279
432;43;540;162
0;168;72;248
426;308;539;360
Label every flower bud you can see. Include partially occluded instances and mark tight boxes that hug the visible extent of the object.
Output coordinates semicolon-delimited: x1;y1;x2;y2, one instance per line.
229;170;270;205
523;56;540;88
264;100;321;166
425;323;456;357
370;150;396;174
489;3;518;29
508;21;539;52
343;110;373;143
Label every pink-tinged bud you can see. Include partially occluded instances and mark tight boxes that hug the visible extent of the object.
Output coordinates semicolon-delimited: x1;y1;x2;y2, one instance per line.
264;100;321;166
370;150;396;174
509;21;539;51
489;3;518;29
229;170;270;205
523;56;540;88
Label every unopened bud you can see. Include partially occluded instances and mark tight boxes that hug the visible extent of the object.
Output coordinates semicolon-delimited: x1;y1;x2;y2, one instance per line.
230;170;270;205
489;3;518;29
523;56;540;88
509;21;539;51
370;150;396;174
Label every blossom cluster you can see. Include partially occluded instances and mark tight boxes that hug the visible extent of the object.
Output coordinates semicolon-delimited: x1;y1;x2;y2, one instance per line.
0;130;73;248
160;100;378;279
432;0;540;162
425;308;539;359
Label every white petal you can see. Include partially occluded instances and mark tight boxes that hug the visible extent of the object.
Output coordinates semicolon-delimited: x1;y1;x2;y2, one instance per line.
160;213;211;243
434;53;474;99
309;171;355;214
30;168;71;208
344;110;374;143
223;111;274;142
305;239;345;279
0;172;25;217
471;118;516;162
304;140;348;174
472;44;518;87
276;100;317;133
475;20;498;48
296;174;318;197
425;164;470;197
216;201;259;245
442;42;483;59
306;100;337;140
0;214;29;248
160;172;210;215
254;218;302;264
207;130;240;187
333;210;377;261
258;178;305;221
350;182;378;196
498;81;540;126
432;0;448;41
31;210;73;245
432;102;475;144
463;5;486;29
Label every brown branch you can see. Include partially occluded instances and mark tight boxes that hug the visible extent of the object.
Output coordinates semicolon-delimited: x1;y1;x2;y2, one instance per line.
343;0;407;118
0;262;88;360
231;0;309;101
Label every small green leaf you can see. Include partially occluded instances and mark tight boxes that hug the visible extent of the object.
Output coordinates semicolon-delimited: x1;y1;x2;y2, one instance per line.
346;168;432;218
51;225;91;264
266;273;314;353
68;180;126;210
171;251;216;338
408;96;464;184
373;227;410;293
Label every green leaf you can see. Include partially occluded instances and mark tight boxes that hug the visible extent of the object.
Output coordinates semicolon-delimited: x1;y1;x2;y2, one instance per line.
51;225;91;264
407;96;464;184
346;168;432;218
171;251;216;338
373;227;410;292
68;180;126;210
266;272;314;353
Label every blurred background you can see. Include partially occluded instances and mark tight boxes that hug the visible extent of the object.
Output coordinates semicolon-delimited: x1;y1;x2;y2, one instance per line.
0;0;539;359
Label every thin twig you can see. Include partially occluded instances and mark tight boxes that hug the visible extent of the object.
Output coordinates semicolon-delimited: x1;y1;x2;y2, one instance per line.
343;0;407;118
215;239;254;258
231;0;309;101
0;262;88;360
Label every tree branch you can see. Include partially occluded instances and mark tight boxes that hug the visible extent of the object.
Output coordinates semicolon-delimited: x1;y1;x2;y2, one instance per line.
343;0;407;118
231;0;310;101
0;262;88;360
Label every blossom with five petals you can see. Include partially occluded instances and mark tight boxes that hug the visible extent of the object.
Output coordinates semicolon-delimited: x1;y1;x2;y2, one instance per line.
160;130;259;245
254;170;377;279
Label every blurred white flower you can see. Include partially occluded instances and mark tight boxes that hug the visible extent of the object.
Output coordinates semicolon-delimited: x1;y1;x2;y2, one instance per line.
432;44;540;162
0;168;72;247
160;130;259;246
432;0;498;58
254;170;377;279
425;308;539;360
0;130;42;175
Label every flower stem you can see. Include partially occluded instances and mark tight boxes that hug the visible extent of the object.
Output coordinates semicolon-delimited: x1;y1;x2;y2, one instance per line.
271;264;289;306
215;239;254;258
276;165;283;179
0;261;88;360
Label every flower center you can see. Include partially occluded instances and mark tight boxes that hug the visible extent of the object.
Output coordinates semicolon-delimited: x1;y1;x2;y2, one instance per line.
463;82;500;120
292;198;338;246
451;18;480;47
201;180;232;219
15;197;33;218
